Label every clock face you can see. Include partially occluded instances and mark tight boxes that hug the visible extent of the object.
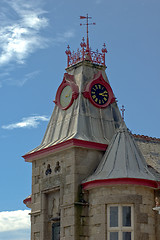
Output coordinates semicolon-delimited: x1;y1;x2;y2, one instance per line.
91;83;109;105
60;85;72;108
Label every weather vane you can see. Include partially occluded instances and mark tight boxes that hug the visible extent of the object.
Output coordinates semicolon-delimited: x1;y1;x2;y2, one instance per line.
80;14;96;60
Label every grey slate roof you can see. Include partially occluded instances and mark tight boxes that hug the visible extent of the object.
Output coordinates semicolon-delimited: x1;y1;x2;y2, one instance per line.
27;61;122;155
84;123;160;183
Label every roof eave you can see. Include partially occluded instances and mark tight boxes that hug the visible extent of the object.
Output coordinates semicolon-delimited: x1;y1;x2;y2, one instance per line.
23;139;107;162
82;178;160;190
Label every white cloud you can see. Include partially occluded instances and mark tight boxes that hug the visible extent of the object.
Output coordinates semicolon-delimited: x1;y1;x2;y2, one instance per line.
0;210;30;232
0;0;49;65
15;70;40;87
0;1;75;88
2;115;50;130
53;30;75;44
95;0;103;3
0;68;40;87
4;70;40;87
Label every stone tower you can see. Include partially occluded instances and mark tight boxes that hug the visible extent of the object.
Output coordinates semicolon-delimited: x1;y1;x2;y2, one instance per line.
23;15;160;240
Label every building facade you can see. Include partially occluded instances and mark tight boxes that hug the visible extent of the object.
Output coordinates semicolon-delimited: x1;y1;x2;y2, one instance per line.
23;20;160;240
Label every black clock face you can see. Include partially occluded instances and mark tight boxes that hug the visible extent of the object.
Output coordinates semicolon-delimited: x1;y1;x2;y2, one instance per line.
91;84;109;105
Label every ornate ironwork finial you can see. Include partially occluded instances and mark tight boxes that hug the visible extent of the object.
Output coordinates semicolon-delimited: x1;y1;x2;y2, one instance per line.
65;16;108;68
121;105;125;120
102;43;107;66
65;45;71;67
65;45;71;55
80;37;86;61
80;14;96;61
80;37;86;48
102;43;107;53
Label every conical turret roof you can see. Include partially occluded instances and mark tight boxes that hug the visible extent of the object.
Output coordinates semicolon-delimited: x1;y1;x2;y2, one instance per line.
83;123;160;189
23;61;122;161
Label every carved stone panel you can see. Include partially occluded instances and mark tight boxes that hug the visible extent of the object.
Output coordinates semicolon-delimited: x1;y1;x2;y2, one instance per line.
41;175;61;191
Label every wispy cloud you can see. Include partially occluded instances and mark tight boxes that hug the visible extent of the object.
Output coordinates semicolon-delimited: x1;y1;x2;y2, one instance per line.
53;30;75;44
13;70;40;87
0;1;75;88
95;0;103;3
0;210;30;232
0;0;49;66
0;70;41;87
2;115;50;130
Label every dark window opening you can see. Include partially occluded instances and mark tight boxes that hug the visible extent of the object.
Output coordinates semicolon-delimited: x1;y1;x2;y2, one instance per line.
52;222;60;240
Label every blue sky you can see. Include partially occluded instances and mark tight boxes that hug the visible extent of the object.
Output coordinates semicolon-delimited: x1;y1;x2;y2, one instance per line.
0;0;160;239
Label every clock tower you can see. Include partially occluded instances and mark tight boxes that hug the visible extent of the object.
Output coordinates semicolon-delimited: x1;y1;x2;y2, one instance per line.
23;15;160;240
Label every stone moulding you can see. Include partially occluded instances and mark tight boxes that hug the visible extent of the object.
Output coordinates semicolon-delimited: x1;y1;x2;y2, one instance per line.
41;175;61;191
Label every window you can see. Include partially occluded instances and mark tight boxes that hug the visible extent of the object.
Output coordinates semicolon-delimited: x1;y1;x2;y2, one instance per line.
107;204;134;240
52;222;60;240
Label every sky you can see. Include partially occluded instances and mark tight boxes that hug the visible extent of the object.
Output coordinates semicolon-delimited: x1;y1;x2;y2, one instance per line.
0;0;160;239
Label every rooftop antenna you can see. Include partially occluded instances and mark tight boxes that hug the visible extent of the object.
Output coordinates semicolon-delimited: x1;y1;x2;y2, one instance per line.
80;14;96;60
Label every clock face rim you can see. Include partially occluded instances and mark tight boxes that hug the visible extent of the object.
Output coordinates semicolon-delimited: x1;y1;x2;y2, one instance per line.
83;72;115;108
60;85;72;109
90;83;109;106
54;74;79;110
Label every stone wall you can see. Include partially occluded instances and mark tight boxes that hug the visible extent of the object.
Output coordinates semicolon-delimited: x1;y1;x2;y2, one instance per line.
30;137;160;240
86;185;159;240
30;146;104;240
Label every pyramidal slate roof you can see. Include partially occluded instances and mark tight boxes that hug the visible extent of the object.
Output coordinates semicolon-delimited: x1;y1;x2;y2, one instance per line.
83;123;160;187
25;61;122;157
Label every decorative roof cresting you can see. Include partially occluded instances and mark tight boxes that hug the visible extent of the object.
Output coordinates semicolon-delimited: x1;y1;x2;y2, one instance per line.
65;14;107;68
